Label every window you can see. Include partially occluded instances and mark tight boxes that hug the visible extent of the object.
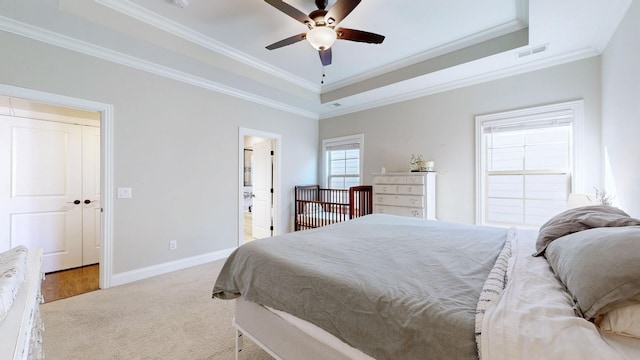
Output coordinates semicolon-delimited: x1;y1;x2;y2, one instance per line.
322;134;363;189
476;101;583;227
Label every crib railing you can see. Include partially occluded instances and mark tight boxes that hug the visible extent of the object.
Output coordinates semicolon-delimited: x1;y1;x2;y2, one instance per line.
294;185;373;231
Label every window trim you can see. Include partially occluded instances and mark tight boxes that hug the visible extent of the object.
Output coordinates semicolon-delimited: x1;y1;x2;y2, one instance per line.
322;134;364;188
475;100;584;225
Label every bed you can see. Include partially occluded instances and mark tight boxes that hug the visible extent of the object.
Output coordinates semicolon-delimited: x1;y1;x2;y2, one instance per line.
213;208;640;359
294;185;372;231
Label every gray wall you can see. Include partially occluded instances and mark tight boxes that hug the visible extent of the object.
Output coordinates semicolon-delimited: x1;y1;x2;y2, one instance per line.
320;57;603;224
602;0;640;217
0;31;318;274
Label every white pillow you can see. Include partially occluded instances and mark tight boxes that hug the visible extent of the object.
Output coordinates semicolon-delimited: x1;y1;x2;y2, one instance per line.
598;303;640;338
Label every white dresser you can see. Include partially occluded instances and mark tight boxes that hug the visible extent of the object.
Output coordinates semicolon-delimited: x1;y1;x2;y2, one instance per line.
372;172;436;220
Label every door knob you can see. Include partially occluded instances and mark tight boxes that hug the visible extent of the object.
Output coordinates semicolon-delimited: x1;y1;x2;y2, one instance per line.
66;200;81;205
84;199;92;204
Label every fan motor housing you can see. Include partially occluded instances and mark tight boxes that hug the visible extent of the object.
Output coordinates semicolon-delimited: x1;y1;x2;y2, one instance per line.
309;9;330;26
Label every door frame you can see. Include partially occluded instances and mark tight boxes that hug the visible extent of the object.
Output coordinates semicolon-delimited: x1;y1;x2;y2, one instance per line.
238;127;281;246
0;84;115;289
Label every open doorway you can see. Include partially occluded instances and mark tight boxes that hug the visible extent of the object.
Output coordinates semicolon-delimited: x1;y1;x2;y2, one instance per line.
0;95;101;301
239;128;281;246
0;84;114;293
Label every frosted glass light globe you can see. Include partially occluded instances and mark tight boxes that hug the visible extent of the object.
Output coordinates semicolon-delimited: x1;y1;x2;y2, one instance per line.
306;26;337;50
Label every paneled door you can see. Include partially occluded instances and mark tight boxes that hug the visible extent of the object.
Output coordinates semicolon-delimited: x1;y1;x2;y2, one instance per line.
0;115;100;273
252;139;273;239
82;125;101;265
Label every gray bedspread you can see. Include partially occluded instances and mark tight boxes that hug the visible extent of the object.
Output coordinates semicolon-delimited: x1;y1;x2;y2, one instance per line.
213;214;507;359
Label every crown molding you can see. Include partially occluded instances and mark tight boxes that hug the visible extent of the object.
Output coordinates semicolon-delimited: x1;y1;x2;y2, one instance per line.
95;0;320;94
0;15;318;119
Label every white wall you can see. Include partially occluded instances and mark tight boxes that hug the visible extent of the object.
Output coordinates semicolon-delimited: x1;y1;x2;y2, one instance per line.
602;0;640;217
320;57;602;224
0;31;318;275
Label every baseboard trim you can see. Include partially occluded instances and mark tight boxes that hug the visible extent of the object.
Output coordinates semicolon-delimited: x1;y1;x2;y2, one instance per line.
110;247;235;287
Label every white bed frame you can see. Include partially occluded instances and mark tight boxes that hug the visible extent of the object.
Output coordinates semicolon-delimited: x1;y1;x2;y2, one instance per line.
0;249;44;360
233;298;373;360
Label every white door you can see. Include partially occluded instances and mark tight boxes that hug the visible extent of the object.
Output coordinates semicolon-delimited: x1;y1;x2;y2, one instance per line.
252;140;273;239
82;126;101;265
0;115;99;272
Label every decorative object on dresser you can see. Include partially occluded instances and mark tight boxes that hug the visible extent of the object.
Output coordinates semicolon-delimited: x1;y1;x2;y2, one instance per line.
372;172;436;219
409;154;435;172
294;185;373;231
0;246;44;360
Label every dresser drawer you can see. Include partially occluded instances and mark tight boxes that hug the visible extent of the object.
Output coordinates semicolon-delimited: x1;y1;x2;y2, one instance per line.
397;184;424;195
374;184;425;195
404;175;426;185
374;205;424;218
373;175;425;185
374;194;424;208
373;176;405;184
373;184;395;194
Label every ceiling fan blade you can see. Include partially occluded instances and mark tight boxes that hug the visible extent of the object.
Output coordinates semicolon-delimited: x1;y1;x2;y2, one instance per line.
319;48;332;66
325;0;361;25
266;33;306;50
264;0;313;24
336;28;385;44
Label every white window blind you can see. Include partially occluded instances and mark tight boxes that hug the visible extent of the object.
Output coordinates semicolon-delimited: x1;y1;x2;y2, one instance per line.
476;102;581;227
323;135;363;189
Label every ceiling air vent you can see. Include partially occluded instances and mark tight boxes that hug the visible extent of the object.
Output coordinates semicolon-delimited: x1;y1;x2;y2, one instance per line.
517;44;549;58
328;103;342;108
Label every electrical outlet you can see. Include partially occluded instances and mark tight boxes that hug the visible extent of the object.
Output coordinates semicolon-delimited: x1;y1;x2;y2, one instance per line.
169;240;177;250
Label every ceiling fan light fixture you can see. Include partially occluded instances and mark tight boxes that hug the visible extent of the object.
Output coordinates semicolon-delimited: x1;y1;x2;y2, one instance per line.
306;26;337;50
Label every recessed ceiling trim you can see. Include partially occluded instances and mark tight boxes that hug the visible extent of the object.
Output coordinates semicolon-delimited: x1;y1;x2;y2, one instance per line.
0;15;318;119
95;0;321;93
322;27;529;103
322;19;529;93
319;47;600;120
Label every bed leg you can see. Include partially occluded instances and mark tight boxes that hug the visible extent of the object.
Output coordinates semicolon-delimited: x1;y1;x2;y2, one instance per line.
236;329;244;360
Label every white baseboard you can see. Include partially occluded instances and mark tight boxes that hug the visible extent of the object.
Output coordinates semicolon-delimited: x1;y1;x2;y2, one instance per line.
109;247;235;287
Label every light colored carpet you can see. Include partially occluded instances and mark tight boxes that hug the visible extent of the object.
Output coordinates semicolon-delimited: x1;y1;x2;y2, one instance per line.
40;260;274;360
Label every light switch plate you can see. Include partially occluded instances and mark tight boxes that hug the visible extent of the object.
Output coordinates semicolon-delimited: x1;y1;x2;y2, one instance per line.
117;187;132;199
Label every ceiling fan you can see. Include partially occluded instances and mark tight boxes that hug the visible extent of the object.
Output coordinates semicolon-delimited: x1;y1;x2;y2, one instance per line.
264;0;385;66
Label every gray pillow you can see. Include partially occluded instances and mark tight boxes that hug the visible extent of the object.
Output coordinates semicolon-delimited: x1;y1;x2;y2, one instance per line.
545;226;640;319
533;205;640;256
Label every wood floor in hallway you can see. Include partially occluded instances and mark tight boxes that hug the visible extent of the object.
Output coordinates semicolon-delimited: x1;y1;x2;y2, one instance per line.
41;264;99;303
